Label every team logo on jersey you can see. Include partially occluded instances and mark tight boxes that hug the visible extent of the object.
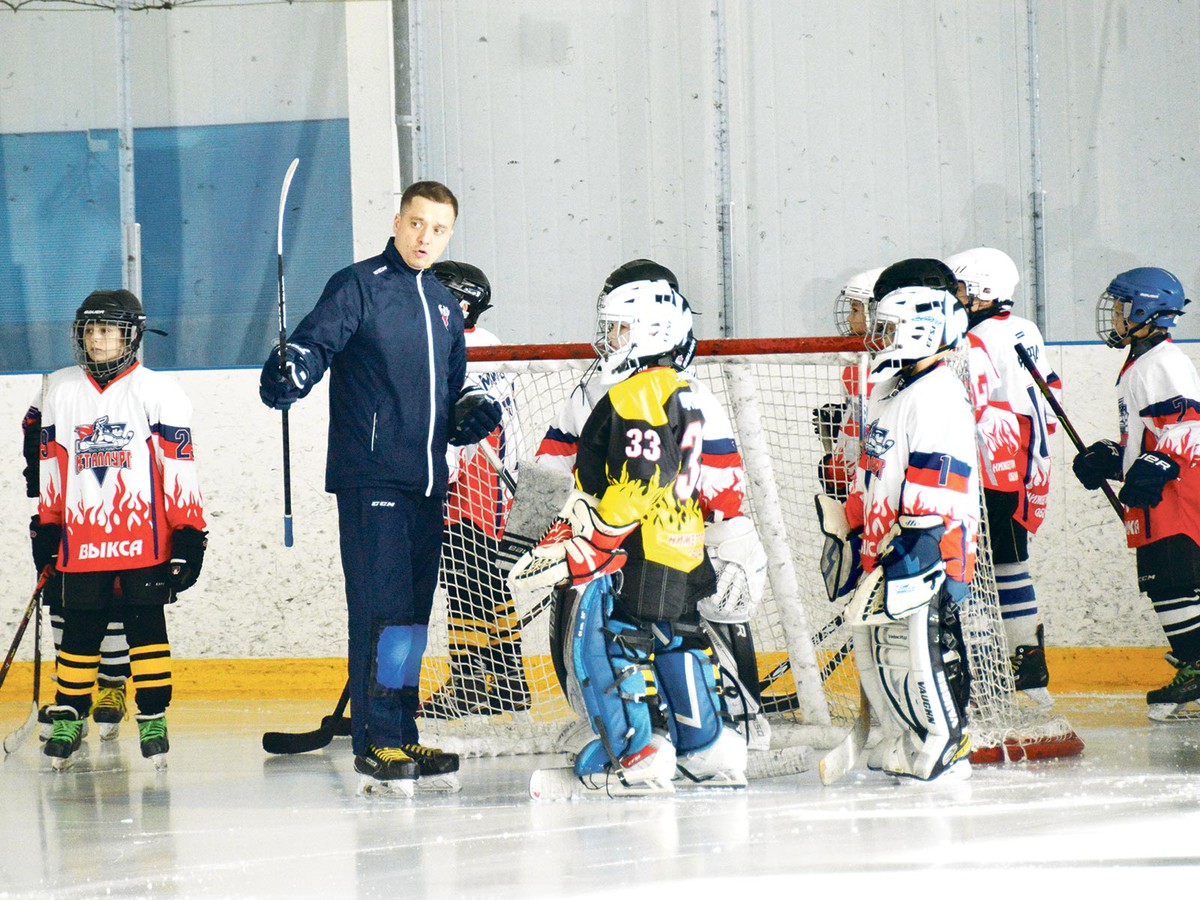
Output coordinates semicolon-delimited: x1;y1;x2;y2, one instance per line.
439;303;451;329
863;420;895;474
74;415;134;485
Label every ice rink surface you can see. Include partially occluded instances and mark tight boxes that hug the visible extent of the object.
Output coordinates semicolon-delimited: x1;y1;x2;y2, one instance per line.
3;694;1200;898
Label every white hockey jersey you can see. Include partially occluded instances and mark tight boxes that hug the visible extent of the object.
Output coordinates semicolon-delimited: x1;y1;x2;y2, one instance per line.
969;312;1059;532
445;325;521;538
964;333;1022;495
39;363;205;573
846;362;979;585
535;367;747;520
1116;337;1200;548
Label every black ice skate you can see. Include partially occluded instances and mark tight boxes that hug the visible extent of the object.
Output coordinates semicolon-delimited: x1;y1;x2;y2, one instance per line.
93;680;128;741
43;706;86;771
402;743;462;793
354;745;419;797
1010;624;1051;707
1147;655;1200;722
136;713;170;769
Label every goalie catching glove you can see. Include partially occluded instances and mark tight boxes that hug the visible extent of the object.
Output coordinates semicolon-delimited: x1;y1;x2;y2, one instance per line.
698;516;768;623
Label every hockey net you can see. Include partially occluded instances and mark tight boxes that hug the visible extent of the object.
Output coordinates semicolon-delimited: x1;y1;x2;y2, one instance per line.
416;337;1082;764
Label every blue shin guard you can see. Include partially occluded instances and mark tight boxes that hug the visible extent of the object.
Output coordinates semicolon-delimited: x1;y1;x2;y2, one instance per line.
655;645;723;754
571;576;655;776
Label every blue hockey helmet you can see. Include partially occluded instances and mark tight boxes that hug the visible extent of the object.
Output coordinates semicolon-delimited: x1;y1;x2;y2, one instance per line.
1097;267;1190;347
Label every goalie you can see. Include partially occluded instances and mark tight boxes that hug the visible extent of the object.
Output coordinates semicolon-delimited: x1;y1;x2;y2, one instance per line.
839;280;980;782
512;274;764;794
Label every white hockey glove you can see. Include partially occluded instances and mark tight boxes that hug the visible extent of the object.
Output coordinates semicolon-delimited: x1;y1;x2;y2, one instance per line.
814;493;862;603
698;516;768;624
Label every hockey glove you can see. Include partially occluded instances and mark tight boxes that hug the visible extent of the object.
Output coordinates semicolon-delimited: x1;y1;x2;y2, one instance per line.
817;452;852;502
564;514;638;587
812;402;845;446
699;515;769;623
450;386;502;447
507;491;600;601
168;526;208;593
814;493;862;603
22;408;40;499
29;515;60;574
259;343;316;410
1118;451;1180;509
1072;439;1123;491
877;514;946;618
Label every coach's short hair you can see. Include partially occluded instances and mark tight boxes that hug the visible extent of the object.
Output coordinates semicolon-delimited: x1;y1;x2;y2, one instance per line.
400;181;458;220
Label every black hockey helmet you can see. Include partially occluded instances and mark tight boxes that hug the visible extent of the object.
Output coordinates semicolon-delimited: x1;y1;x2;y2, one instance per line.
872;258;958;304
72;289;146;382
431;260;492;329
602;258;680;295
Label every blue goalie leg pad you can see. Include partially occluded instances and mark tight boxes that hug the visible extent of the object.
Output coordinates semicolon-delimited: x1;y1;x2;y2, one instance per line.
570;577;654;771
655;646;723;754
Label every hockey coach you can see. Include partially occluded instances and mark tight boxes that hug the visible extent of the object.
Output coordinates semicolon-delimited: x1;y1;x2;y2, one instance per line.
259;181;501;789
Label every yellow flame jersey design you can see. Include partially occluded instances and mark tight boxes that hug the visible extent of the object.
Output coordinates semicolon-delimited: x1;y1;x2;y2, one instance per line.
575;367;706;573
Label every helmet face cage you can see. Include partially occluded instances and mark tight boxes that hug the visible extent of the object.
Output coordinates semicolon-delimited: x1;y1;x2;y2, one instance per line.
1097;267;1189;347
835;267;884;336
866;286;962;383
592;279;693;384
72;312;144;381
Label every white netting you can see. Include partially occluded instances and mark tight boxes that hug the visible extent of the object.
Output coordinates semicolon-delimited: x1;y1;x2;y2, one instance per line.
415;340;1078;761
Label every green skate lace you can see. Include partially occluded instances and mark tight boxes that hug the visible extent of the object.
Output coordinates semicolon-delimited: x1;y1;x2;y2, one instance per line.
94;685;128;718
1167;664;1200;687
370;745;412;763
49;718;83;743
138;718;168;741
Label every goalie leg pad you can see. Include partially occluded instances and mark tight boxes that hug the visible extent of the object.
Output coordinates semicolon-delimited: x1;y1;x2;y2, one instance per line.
654;643;723;755
570;576;656;774
700;620;769;749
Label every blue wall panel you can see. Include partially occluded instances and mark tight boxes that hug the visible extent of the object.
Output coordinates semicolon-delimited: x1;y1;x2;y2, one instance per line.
0;119;352;373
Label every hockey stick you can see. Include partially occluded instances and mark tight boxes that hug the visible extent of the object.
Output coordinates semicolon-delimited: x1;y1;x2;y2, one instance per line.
1014;342;1124;519
0;568;50;694
262;678;349;755
818;685;870;785
276;157;300;548
4;578;43;756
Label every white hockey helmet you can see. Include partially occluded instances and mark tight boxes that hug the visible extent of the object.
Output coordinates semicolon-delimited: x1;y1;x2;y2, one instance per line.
944;247;1020;310
866;286;966;383
835;267;884;337
593;278;694;384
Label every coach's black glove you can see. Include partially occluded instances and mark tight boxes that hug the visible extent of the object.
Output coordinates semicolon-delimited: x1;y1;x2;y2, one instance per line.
29;515;60;574
812;402;845;444
1072;439;1123;490
259;343;316;410
1118;451;1180;509
450;386;502;446
168;526;208;593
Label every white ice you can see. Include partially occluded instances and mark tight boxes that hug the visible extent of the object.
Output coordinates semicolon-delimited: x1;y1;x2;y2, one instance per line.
3;695;1199;898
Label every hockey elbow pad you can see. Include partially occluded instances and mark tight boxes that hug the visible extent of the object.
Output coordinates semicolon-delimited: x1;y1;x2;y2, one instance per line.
1118;451;1180;509
1072;439;1122;491
449;386;502;447
699;515;768;623
878;515;946;619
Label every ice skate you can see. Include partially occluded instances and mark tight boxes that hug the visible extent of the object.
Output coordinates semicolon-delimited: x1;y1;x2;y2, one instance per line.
403;743;462;793
137;713;170;770
1147;655;1200;721
675;726;748;788
43;706;85;771
93;680;128;741
1011;625;1052;708
418;661;490;720
354;745;419;798
531;734;677;800
38;703;89;743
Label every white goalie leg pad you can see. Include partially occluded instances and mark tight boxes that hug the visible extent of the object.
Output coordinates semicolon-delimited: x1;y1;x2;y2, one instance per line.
856;600;968;781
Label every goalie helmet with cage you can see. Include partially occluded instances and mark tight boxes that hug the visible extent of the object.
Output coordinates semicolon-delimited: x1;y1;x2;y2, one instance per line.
431;260;492;329
1097;266;1190;348
593;279;695;384
72;289;147;383
866;285;968;383
944;247;1020;312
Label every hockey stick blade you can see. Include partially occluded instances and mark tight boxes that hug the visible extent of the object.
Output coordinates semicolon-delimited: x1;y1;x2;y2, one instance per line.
3;702;38;757
262;679;349;755
818;686;870;785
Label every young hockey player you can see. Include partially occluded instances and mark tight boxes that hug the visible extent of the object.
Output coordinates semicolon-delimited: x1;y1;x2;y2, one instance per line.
519;276;766;798
844;281;978;781
22;404;131;741
32;290;207;770
421;260;530;718
259;182;501;795
1073;267;1200;721
530;260;771;755
945;247;1061;700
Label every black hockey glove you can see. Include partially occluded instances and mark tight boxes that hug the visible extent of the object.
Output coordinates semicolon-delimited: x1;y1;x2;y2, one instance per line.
1072;439;1123;491
168;526;208;593
450;386;502;446
259;343;316;410
812;402;845;444
22;407;41;499
1117;451;1180;509
29;515;61;574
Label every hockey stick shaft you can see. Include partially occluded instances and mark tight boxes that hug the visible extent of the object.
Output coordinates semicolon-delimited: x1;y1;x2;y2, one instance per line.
0;568;50;694
277;157;300;547
1014;342;1124;519
476;439;517;495
5;578;44;755
261;677;350;755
